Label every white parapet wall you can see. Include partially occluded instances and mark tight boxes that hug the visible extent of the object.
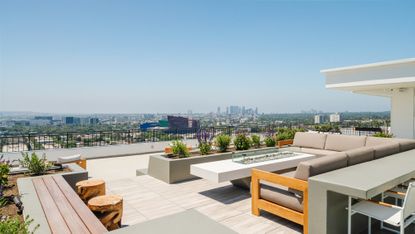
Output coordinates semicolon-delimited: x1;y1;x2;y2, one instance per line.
2;139;199;162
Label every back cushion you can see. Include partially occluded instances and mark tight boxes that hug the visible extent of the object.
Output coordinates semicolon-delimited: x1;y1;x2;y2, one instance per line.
293;132;327;149
393;139;415;152
344;147;374;166
373;143;400;159
293;152;348;181
365;137;393;147
324;135;366;151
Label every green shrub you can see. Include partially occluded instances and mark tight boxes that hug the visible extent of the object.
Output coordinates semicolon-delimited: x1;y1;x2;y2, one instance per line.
275;128;304;141
264;136;276;147
215;134;231;152
275;132;291;141
0;155;11;206
199;143;212;155
0;162;10;188
251;135;261;148
0;215;39;234
19;152;52;176
171;141;190;158
234;134;252;151
373;132;393;138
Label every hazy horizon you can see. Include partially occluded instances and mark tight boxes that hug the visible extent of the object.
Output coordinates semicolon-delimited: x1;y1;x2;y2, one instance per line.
0;110;391;116
1;1;414;113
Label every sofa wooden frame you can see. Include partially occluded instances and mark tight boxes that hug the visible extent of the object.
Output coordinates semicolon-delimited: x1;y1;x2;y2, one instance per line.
251;168;308;234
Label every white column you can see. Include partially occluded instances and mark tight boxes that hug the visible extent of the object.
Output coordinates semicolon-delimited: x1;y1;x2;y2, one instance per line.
390;88;415;139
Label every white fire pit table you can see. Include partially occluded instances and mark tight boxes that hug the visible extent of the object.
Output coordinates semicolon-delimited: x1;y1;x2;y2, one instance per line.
190;151;315;189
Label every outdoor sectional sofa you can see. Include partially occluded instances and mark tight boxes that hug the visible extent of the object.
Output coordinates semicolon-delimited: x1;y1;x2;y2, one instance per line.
251;132;415;234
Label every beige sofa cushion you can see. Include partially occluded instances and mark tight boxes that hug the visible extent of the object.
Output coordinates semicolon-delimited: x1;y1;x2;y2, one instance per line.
366;137;415;152
324;135;366;151
365;137;392;147
299;148;338;157
373;143;400;159
393;138;415;152
293;132;327;149
293;152;348;181
344;147;374;166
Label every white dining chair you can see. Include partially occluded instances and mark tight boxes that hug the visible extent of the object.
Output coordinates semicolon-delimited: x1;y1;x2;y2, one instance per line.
348;182;415;234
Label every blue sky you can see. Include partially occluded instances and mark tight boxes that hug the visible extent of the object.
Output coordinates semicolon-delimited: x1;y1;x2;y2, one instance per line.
1;0;414;114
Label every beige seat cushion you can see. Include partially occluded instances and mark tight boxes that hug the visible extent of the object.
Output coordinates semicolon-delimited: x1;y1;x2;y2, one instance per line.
293;132;327;149
299;147;338;156
260;184;303;213
293;152;348;181
344;147;374;166
324;135;366;151
373;143;400;159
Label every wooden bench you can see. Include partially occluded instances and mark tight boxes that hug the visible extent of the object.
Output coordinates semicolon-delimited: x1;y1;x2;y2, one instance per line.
32;175;108;234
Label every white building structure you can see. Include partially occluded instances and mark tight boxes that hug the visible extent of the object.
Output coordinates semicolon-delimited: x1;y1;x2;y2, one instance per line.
321;58;415;138
314;115;322;124
329;113;341;123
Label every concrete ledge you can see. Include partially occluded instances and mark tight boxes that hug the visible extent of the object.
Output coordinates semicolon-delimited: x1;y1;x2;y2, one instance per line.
2;139;198;162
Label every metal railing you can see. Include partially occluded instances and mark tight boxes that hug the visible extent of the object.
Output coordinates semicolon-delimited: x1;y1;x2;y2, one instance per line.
0;127;235;153
0;126;385;153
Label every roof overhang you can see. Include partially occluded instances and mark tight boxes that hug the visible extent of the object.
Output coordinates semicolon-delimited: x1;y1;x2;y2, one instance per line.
321;58;415;97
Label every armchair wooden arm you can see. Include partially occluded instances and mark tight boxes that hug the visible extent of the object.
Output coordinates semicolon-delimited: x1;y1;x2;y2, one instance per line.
277;139;294;148
251;168;308;234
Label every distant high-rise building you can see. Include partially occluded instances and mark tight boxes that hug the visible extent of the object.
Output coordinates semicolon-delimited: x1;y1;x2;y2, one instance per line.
329;113;341;123
33;116;53;125
89;118;99;125
314;115;323;124
229;106;241;115
242;106;246;115
167;116;199;131
80;117;90;125
255;107;258;115
226;107;229;115
34;116;53;121
64;117;80;125
217;107;221;115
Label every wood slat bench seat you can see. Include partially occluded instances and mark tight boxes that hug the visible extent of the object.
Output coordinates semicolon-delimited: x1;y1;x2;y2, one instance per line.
32;175;108;234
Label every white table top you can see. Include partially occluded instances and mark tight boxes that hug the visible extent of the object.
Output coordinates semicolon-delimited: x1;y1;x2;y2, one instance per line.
190;152;315;183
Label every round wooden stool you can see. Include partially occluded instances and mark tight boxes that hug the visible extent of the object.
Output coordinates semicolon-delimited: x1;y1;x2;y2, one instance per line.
88;195;123;230
76;179;105;203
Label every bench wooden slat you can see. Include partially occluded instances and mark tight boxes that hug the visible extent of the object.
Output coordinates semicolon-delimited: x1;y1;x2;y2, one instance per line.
53;175;108;234
42;176;91;234
32;178;71;234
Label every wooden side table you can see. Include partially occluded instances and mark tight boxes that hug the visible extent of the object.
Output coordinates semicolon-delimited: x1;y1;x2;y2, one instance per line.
76;179;106;203
88;195;123;230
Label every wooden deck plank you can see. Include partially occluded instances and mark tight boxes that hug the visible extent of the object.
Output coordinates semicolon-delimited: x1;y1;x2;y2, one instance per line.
42;176;91;234
32;178;71;234
53;175;108;234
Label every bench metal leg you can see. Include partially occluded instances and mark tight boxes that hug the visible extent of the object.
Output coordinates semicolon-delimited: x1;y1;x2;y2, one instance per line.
368;217;371;234
348;196;352;234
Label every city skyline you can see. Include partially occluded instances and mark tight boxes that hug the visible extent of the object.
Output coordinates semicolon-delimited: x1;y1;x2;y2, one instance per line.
1;1;414;113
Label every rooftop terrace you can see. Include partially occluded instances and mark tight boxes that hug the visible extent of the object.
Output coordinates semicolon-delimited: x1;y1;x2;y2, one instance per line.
88;154;302;233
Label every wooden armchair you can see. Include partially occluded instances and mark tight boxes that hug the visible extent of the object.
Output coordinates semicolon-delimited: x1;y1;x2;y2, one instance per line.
251;168;308;234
